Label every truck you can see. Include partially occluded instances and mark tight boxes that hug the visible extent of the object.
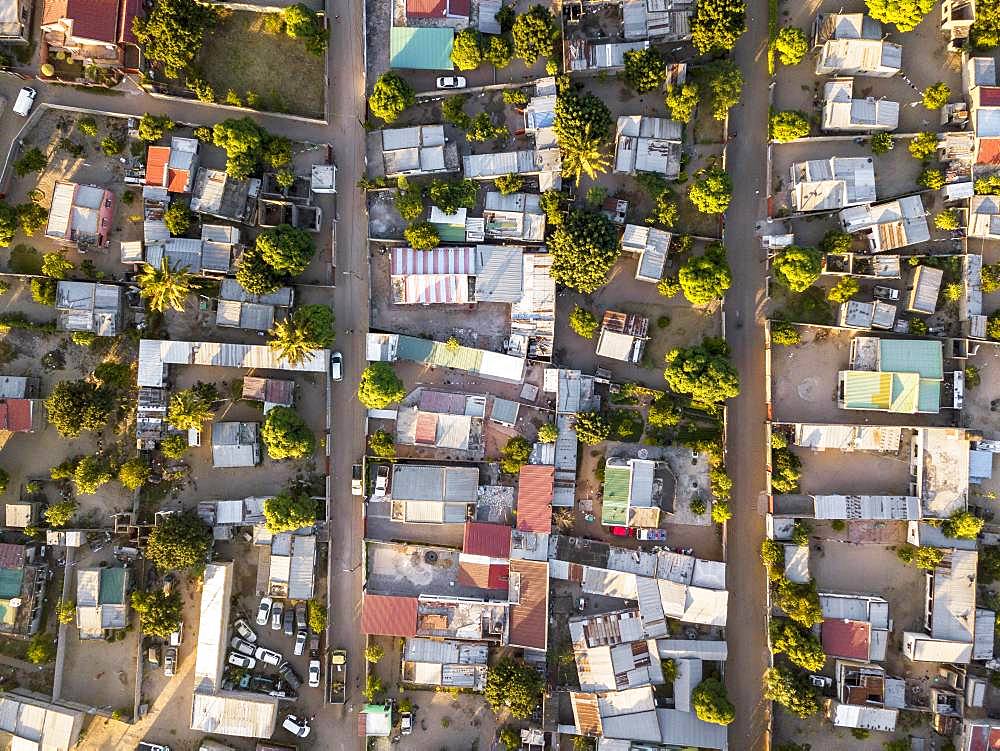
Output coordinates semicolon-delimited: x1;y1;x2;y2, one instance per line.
326;649;347;704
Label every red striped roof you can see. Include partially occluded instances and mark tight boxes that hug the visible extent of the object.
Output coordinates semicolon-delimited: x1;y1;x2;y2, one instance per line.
982;87;1000;107
463;521;511;559
508;559;548;650
361;594;418;637
406;0;445;17
516;465;554;533
0;400;32;432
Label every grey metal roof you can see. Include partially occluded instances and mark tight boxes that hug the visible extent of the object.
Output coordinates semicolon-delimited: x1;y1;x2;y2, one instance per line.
474;245;524;302
490;397;519;425
219;278;293;307
390;464;479;503
288;534;316;599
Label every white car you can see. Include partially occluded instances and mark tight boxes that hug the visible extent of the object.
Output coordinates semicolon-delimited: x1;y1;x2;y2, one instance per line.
282;714;312;738
164;647;177;678
436;76;467;89
329;351;343;381
293;629;307;657
401;711;413;735
373;465;389;499
254;645;283;666
256;597;272;626
308;658;321;688
12;87;36;117
230;637;255;657
233;618;256;643
227;652;256;669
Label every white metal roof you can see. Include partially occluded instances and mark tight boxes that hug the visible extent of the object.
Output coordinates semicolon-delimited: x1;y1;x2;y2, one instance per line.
931;549;978;643
190;691;278;738
655;708;728;750
657;639;728;660
903;630;973;663
194;562;232;694
137;339;328;387
813;494;921;520
832;702;897;731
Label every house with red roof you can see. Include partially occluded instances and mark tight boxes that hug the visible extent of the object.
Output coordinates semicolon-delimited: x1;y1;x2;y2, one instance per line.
516;465;554;534
145;137;200;194
41;0;143;67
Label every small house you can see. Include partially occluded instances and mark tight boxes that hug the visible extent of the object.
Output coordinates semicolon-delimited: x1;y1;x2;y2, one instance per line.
211;422;261;468
46;181;115;247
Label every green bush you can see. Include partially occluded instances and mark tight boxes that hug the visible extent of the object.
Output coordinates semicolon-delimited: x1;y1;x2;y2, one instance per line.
569;306;599;339
769;111;810;142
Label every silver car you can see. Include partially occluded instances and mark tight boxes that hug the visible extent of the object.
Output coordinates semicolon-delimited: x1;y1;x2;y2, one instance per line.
227;652;256;669
271;601;283;631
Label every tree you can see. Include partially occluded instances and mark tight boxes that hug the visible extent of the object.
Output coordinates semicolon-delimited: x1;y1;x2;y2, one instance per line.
569;306;599;339
555;89;612;143
17;201;48;237
26;633;55;665
772;246;822;293
263;137;293;169
466;112;507;142
769;618;827;671
138;259;193;312
358;363;405;409
427;178;477;215
264;489;317;532
761;538;785;578
983;263;1000;293
495;173;524;195
771;447;802;493
167;388;215;431
73;455;112;495
282;3;327;53
871;132;894;155
237;245;282;295
559;125;612;185
773;577;823;627
14;148;46;177
706;61;744;120
45;380;113;437
118;456;151;491
257;225;315;276
664;338;740;409
711;499;732;523
648;191;679;228
769;111;810;142
512;5;557;63
41;252;73;279
147;513;211;572
44;500;77;528
0;203;18;246
484;658;543;719
623;47;666;93
499;726;520;751
922;82;950;110
308;599;327;632
665;82;699;123
688;168;733;214
678;242;731;305
500;436;532;474
692;678;735;725
369;72;415;123
100;136;123;156
365;644;385;663
648;396;681;428
774;26;808;65
211;117;266;179
549;210;620;293
131;590;183;638
539;189;565;226
935;209;960;230
909;132;938;161
918;168;945;190
133;0;217;77
137;113;175;143
261;406;315;460
896;544;945;570
827;277;860;304
269;304;335;365
56;599;75;625
403;221;440;249
691;0;747;52
442;95;472;128
537;423;558;443
989;311;1000;341
77;116;98;137
573;411;611;444
771;321;801;345
865;0;935;32
943;509;984;539
763;666;821;718
163;202;192;237
484;35;514;68
160;434;188;460
368;429;396;459
451;28;482;69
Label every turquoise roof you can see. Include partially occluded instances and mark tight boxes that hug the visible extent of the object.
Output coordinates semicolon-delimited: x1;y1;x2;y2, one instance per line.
879;339;943;380
99;568;127;605
389;27;454;70
918;379;942;413
0;569;21;599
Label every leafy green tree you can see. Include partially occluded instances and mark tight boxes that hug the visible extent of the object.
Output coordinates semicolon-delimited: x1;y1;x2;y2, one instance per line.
537;423;559;443
763;666;821;718
484;658;543;719
163;202;192;236
41;252;73;279
539;189;565;226
771;447;802;493
827;277;860;304
935;210;960;230
282;3;327;53
427;179;477;214
573;411;611;444
368;429;396;459
772;246;822;293
688;168;733;214
819;230;852;254
770;111;810;142
137;113;175;143
133;0;217;77
692;678;735;725
908;132;938;161
307;599;327;632
555;89;612;143
358;363;405;408
623;47;666;93
896;544;945;570
56;599;75;625
678;242;731;305
212;117;266;179
866;0;934;31
943;509;984;539
167;388;215;431
665;82;699;123
512;5;557;63
100;137;123;156
365;644;385;663
773;577;823;627
131;590;183;638
982;263;1000;293
761;538;785;578
549;210;620;293
771;321;801;345
500;436;532;474
498;726;520;751
706;60;743;120
988;310;1000;340
774;26;808;65
711;499;732;523
160;434;188;460
44;380;114;437
257;224;315;276
569;306;599;339
138;259;193;312
77;116;98;137
451;28;482;69
17;202;48;237
0;204;18;246
769;618;826;671
495;173;524;195
26;633;55;665
147;512;211;571
269;304;334;365
559;125;611;185
264;489;317;532
466;112;507;142
484;35;513;68
871;132;894;155
691;0;746;52
918;168;945;190
237;245;282;295
44;500;77;528
404;221;440;249
442;95;472;128
263;137;292;169
922;82;950;110
14;148;46;177
118;457;151;490
664;338;740;408
648;396;681;429
261;406;315;460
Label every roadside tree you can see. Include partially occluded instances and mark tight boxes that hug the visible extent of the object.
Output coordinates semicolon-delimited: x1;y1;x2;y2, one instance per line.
357;363;405;408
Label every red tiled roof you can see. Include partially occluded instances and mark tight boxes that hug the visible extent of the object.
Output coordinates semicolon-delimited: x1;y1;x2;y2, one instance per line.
447;0;470;17
966;724;1000;751
414;412;439;445
0;400;31;432
361;594;418;637
508;559;548;650
516;465;554;533
406;0;446;17
821;619;870;660
978;138;1000;166
44;0;120;43
166;168;189;193
982;87;1000;107
457;559;509;590
145;146;169;188
463;521;511;559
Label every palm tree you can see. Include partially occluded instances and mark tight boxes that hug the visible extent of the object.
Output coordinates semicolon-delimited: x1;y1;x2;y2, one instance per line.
167;388;214;431
137;259;192;312
268;315;313;366
559;124;611;185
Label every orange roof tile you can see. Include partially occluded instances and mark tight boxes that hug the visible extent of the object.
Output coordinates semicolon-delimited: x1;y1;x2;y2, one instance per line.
361;594;418;637
145;146;169;188
516;465;554;533
508;559;548;650
166;168;188;193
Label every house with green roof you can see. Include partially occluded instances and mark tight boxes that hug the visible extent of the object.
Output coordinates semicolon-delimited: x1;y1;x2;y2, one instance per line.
0;542;47;637
77;565;131;639
600;458;663;528
839;337;944;414
389;27;454;70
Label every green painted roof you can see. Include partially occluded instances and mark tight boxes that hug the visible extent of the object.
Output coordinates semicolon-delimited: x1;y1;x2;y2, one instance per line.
397;335;484;371
430;220;467;243
918;379;941;413
99;568;127;605
389;27;454;70
0;569;22;600
879;339;943;380
602;465;630;525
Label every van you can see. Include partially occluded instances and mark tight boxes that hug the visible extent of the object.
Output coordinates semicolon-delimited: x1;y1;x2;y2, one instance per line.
12;87;35;117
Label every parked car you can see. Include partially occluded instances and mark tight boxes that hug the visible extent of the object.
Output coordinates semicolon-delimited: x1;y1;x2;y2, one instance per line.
256;596;273;626
254;646;283;666
295;603;307;632
12;87;36;117
352;464;363;496
809;674;833;688
436;76;466;89
233;618;256;643
873;285;900;302
400;711;413;735
610;526;636;537
164;647;177;677
283;606;295;637
168;622;184;647
278;661;303;689
373;464;389;498
230;637;256;657
137;743;171;751
251;675;277;693
271;601;283;631
329;351;343;381
281;714;311;738
293;629;307;657
227;652;256;669
308;657;321;688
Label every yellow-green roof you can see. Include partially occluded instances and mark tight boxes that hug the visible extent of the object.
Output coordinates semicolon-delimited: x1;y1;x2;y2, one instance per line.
841;370;920;413
602;465;630;525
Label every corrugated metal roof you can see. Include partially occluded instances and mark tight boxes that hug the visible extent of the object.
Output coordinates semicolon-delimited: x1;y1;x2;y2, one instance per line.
190;691;279;739
832;702;897;731
137;339;327;387
288;534;316;600
390;464;479;503
362;594;418;636
463;521;511;558
390;27;454;70
490;397;519;425
931;549;978;642
194;563;232;694
474;245;523;302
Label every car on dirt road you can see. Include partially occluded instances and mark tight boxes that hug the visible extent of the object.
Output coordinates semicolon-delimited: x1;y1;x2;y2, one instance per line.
256;596;272;626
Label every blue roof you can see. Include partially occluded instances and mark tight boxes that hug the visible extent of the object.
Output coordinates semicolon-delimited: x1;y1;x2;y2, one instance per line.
389;27;454;70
